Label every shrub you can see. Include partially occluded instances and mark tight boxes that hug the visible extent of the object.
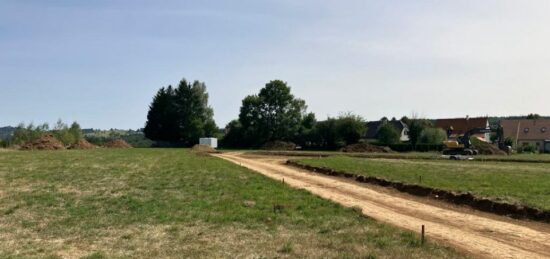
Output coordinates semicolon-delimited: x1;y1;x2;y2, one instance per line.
419;128;447;145
377;123;400;145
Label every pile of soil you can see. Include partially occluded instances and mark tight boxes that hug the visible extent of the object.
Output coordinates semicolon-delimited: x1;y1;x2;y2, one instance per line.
20;134;66;150
104;139;132;148
261;141;296;151
68;139;97;150
191;144;219;153
341;143;393;153
472;138;507;155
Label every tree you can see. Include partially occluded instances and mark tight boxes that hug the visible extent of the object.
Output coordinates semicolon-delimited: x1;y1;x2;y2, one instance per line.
336;113;366;145
144;79;217;146
294;112;317;148
315;118;340;150
408;119;433;147
377;123;400;145
418;128;447;145
527;113;541;119
144;86;179;142
237;80;308;146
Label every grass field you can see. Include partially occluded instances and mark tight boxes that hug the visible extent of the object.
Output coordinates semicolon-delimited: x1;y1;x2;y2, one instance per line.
0;149;462;258
248;150;550;163
295;156;550;210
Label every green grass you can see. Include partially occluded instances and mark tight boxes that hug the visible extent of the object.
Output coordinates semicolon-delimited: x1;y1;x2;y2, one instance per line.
0;149;462;258
247;150;550;163
295;156;550;210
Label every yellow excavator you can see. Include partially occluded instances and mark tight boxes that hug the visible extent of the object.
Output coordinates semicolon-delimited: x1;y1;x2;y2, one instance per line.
442;127;493;156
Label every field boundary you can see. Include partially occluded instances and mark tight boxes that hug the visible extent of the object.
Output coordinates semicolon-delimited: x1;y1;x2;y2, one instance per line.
286;160;550;223
248;150;550;164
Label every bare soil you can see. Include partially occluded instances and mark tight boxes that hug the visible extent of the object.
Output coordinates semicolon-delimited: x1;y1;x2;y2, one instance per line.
216;152;550;259
68;139;97;150
104;139;132;148
20;134;65;150
341;143;393;153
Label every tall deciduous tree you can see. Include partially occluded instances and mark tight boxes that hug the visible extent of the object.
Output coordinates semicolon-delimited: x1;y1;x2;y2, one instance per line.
237;80;308;147
336;113;366;145
144;78;217;146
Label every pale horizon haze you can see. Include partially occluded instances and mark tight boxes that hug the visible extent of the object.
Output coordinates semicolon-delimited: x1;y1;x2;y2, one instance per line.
1;0;549;129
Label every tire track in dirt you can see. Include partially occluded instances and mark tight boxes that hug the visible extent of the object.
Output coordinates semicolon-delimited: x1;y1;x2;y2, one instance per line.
215;152;550;259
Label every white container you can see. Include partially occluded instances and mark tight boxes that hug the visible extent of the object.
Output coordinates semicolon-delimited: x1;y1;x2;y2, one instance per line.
199;138;218;149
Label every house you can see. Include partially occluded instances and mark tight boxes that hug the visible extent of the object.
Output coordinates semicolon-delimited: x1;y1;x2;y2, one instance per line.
435;117;491;142
365;119;409;142
500;119;550;152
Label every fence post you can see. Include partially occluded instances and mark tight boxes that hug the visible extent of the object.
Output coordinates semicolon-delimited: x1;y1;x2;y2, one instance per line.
421;225;425;245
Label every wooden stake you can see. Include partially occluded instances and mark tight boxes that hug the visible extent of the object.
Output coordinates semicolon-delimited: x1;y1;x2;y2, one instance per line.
421;225;425;245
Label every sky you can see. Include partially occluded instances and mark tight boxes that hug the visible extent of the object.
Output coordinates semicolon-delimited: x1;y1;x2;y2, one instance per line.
1;0;550;129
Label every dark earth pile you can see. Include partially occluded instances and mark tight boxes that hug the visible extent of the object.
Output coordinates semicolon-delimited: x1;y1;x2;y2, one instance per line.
471;138;507;155
261;141;297;151
341;143;393;153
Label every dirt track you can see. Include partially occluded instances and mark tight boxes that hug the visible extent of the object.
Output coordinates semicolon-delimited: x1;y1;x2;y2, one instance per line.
216;152;550;259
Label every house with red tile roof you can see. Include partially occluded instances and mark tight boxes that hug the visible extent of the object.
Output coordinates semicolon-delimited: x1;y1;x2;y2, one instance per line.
500;119;550;152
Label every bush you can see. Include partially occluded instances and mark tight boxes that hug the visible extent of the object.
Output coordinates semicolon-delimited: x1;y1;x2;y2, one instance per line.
377;123;400;145
419;128;447;145
518;144;538;154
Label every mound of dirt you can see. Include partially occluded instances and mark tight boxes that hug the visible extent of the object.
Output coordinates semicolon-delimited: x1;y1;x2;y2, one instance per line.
471;138;507;155
261;141;296;151
20;134;66;150
68;139;97;150
191;144;219;153
341;143;393;153
104;139;132;148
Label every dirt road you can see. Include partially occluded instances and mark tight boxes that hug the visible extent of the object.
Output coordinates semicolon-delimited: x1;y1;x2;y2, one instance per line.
216;152;550;259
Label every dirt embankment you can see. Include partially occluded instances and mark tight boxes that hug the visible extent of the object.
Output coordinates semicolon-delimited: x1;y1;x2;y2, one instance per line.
216;152;550;259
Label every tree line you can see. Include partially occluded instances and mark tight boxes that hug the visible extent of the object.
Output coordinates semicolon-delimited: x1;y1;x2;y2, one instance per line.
6;120;83;146
144;78;447;150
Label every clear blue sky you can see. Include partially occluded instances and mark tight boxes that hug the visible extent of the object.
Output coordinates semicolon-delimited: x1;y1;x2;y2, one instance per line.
2;0;549;129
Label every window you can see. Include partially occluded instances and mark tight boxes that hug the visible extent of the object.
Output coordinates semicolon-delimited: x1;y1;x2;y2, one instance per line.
542;127;547;133
524;127;530;133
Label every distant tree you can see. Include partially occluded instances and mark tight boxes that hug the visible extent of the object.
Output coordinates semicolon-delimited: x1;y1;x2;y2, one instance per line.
408;119;433;147
418;128;447;145
69;122;83;142
144;79;217;146
527;113;541;119
377;123;400;145
400;116;411;125
221;120;244;148
237;80;308;147
12;123;48;145
144;86;178;142
315;118;340;149
336;113;366;145
52;119;75;145
294;112;317;147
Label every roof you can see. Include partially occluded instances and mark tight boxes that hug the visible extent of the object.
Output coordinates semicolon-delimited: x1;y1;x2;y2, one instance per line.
434;117;489;135
500;119;550;141
365;120;407;139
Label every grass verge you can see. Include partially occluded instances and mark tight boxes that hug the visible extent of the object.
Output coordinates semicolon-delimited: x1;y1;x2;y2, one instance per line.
295;156;550;210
